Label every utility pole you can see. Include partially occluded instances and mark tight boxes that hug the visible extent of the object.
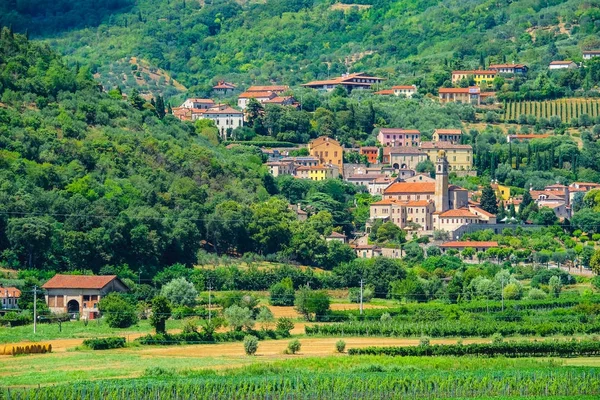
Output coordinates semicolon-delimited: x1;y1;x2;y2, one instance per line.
33;285;37;334
359;279;364;316
208;284;212;324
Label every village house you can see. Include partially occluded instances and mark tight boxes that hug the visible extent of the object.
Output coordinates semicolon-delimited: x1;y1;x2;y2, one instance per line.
212;81;237;95
237;91;277;110
346;174;396;195
377;128;421;147
280;156;320;168
507;134;550;143
171;107;192;121
352;244;382;259
451;70;497;86
360;147;380;164
405;173;435;183
569;182;600;203
583;50;600;60
438;87;481;105
288;204;308;221
0;286;21;310
488;64;528;75
548;61;578;70
432;129;462;144
263;96;299;108
295;164;339;181
439;241;499;254
420;141;473;171
246;85;289;94
392;85;417;98
200;107;244;139
266;161;296;177
491;182;511;201
302;72;385;92
308;136;344;171
180;98;215;110
42;275;129;319
530;184;571;219
389;147;428;170
368;151;495;236
326;231;347;243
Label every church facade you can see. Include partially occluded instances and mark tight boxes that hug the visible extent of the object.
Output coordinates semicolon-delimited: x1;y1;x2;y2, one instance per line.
368;151;495;236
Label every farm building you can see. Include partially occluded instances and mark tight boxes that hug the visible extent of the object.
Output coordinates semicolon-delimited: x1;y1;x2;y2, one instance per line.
42;275;129;319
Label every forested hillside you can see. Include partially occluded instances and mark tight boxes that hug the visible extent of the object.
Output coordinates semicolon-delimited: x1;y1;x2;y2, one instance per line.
6;0;600;97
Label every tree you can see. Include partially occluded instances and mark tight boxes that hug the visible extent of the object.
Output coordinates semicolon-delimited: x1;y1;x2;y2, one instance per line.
375;221;406;244
294;286;330;321
150;296;171;334
160;278;198;307
534;207;558;226
6;217;53;268
98;293;138;328
480;186;498;214
256;306;274;330
269;278;295;306
548;275;562;298
243;335;259;355
591;249;600;275
286;339;301;354
224;304;254;331
245;98;264;130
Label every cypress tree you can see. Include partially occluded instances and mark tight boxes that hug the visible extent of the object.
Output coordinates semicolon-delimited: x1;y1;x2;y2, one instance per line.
480;186;499;215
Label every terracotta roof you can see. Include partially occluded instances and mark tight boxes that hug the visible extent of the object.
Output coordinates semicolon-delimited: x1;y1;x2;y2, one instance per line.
352;244;380;250
438;87;480;94
389;147;426;155
327;231;347;238
508;134;550;139
434;129;462;135
375;89;395;95
392;85;417;90
406;200;431;207
348;174;386;181
302;73;385;87
371;199;400;205
184;98;214;103
360;146;379;151
213;81;236;89
420;142;472;150
380;128;421;134
440;241;498;248
489;64;527;69
470;206;495;217
384;182;435;194
263;96;295;104
549;60;575;65
203;107;243;115
247;85;289;92
239;91;277;99
436;209;479;218
452;70;497;75
0;287;21;298
583;50;600;54
42;275;123;290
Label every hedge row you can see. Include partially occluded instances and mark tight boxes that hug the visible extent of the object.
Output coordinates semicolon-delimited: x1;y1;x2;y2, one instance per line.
222;140;298;148
83;337;126;350
306;321;600;338
137;329;286;346
348;340;600;358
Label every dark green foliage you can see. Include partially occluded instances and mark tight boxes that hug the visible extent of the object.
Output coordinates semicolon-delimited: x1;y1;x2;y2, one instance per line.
294;286;330;321
83;337;126;350
98;293;138;328
269;278;295;306
150;296;171;334
349;340;600;358
480;185;499;215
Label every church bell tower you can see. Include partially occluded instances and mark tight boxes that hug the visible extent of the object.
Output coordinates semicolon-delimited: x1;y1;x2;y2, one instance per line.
435;150;449;212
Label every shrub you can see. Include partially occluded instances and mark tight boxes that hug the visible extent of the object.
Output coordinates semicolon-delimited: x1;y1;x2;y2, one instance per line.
336;340;346;353
171;306;196;320
83;337;126;350
224;305;254;332
348;286;374;303
491;333;503;344
419;336;431;347
99;293;138;328
243;335;259;355
286;339;301;354
295;286;330;321
150;296;171;334
269;278;295;306
380;312;392;323
276;317;294;337
182;318;199;334
527;288;547;300
161;278;198;307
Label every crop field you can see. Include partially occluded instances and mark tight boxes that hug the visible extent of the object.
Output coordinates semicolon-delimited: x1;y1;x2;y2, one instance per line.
504;99;600;122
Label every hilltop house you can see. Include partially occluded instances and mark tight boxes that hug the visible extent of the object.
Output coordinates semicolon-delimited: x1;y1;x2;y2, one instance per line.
295;165;339;180
549;61;578;70
42;275;129;319
420;141;473;171
212;81;237;95
181;98;215;110
200;107;244;139
488;64;528;74
0;286;21;310
432;129;462;144
392;85;417;98
326;231;347;243
583;51;600;60
439;87;481;105
451;70;497;86
302;72;385;92
237;91;277;110
377;128;421;147
246;85;289;94
506;134;550;143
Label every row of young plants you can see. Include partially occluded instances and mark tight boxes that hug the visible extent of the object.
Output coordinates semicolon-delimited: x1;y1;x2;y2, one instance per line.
348;340;600;358
3;369;600;399
305;321;600;338
327;296;599;322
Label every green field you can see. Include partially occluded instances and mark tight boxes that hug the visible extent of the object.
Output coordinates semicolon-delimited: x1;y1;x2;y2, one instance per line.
504;99;600;122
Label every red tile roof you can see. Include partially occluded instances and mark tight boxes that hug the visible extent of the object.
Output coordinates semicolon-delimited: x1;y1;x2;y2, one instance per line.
239;91;277;99
452;70;498;75
436;209;479;218
0;287;21;298
203;107;243;115
42;275;122;290
508;134;550;140
489;64;527;69
392;85;417;90
440;241;498;248
327;231;347;238
374;89;394;95
420;142;472;150
385;182;435;194
549;61;575;65
247;85;289;92
470;206;495;217
438;87;480;94
380;128;421;134
434;129;462;135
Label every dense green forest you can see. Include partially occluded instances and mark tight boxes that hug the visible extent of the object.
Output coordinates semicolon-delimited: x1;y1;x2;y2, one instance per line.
0;29;364;278
3;0;599;97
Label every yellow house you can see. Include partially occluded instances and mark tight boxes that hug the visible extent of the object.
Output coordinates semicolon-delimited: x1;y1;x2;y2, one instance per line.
420;142;473;171
308;136;344;171
492;183;511;201
451;70;497;86
295;165;338;181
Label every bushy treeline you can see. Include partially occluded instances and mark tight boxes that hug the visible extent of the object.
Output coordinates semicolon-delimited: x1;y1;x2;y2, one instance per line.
83;337;126;350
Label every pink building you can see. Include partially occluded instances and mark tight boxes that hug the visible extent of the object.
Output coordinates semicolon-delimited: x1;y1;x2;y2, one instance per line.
377;128;421;147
